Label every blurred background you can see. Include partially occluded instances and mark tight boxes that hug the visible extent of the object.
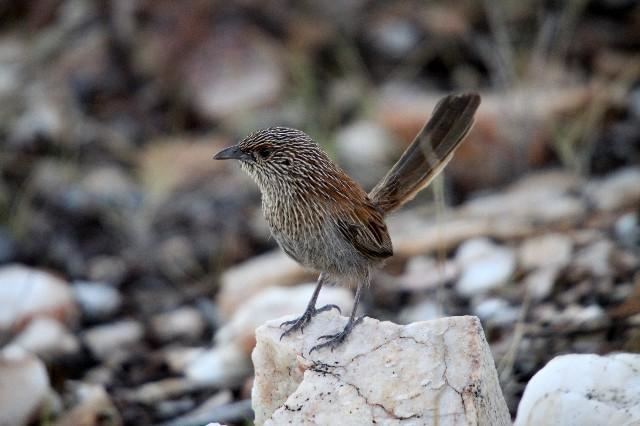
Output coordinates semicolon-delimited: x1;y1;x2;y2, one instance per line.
0;0;639;425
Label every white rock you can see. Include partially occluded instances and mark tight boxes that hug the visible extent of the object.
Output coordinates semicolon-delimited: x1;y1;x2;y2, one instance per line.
151;306;206;342
518;233;573;270
552;304;608;328
0;345;51;426
184;344;251;388
585;167;640;211
572;239;614;278
473;298;520;327
82;320;144;360
398;299;444;324
389;213;497;258
615;212;640;248
0;264;77;331
82;365;113;386
123;378;210;404
252;312;510;425
163;347;206;374
524;266;560;300
462;171;585;223
216;284;353;354
11;317;79;359
368;18;420;58
335;120;397;188
455;238;516;297
72;281;122;320
515;353;640;426
396;256;459;291
216;250;310;318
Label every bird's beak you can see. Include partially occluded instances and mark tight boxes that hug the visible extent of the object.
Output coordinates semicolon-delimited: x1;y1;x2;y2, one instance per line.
213;145;253;162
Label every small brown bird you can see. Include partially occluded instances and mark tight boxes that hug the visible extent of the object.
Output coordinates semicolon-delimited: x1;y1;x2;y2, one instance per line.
214;93;480;353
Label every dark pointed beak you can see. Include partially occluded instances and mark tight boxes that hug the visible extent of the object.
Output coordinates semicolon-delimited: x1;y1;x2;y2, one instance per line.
213;145;253;162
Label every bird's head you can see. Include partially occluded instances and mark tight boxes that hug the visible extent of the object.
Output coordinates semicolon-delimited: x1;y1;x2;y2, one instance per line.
213;127;331;191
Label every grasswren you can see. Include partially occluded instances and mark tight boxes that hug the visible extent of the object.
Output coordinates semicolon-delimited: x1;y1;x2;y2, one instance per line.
214;93;481;353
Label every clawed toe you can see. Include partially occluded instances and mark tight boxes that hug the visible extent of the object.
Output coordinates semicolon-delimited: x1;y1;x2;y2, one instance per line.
280;304;346;340
279;319;297;328
316;332;339;341
309;317;364;354
315;304;342;315
309;333;347;354
279;314;309;340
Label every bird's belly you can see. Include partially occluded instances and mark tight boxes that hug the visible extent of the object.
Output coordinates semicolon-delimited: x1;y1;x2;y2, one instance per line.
271;224;367;277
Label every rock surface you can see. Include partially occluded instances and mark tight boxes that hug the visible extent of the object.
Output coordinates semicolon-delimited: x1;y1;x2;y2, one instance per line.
216;284;353;354
72;281;122;321
515;353;640;426
455;238;516;297
82;320;144;360
11;317;80;360
217;250;311;318
0;264;77;331
252;312;510;425
0;345;51;426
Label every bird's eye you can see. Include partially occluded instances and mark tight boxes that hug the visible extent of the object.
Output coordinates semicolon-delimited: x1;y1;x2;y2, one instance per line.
257;148;272;159
282;158;291;166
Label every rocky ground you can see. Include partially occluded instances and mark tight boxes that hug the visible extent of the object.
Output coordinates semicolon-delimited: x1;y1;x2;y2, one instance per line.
0;1;639;425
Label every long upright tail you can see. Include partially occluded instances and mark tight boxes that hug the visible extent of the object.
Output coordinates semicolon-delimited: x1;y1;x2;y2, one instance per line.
369;92;481;214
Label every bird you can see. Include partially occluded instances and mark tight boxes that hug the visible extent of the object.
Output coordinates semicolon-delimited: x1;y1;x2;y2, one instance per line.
214;93;481;353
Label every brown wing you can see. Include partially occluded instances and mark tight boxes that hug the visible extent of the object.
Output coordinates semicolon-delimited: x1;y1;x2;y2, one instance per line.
336;203;393;260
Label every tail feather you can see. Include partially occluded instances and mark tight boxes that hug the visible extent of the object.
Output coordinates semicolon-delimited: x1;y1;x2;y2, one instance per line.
369;92;481;214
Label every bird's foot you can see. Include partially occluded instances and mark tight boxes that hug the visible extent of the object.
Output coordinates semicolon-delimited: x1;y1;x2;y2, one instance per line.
280;304;342;340
309;316;364;354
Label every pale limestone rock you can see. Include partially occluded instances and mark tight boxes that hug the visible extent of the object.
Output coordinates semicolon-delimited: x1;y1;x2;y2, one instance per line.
518;233;573;270
150;306;206;342
217;250;311;318
395;256;458;291
0;264;77;331
549;304;608;328
72;281;122;321
455;238;516;297
184;344;251;388
11;317;80;359
398;299;444;324
123;377;210;404
216;284;353;354
585;167;640;211
461;170;584;223
0;345;51;426
389;211;534;259
252;312;510;426
571;239;614;278
472;298;520;327
515;353;640;426
524;266;560;300
82;320;144;360
335;120;397;188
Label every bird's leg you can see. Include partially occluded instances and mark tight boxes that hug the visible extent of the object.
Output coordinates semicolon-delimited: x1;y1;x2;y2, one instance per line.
280;273;341;340
309;279;365;354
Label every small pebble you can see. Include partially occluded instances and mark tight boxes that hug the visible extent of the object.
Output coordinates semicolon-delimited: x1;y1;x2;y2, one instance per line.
73;281;122;321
